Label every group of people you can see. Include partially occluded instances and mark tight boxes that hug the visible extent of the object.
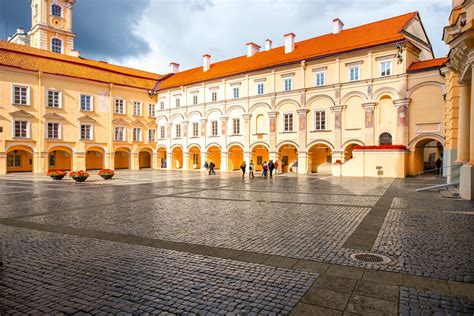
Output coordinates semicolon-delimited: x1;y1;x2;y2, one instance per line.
240;160;278;179
203;161;216;175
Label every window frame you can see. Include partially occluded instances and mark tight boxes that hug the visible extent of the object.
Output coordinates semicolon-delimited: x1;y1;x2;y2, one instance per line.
13;120;30;138
46;122;61;139
315;71;325;87
148;103;156;117
132;127;142;142
349;65;360;81
175;124;181;138
256;82;264;95
283;113;294;132
233;87;239;99
114;126;126;141
192;122;199;137
114;98;125;114
159;126;166;139
159;100;165;110
51;37;62;54
284;78;292;92
132;101;142;116
47;89;61;108
80;94;93;112
192;95;198;105
51;4;62;17
148;129;156;142
232;118;240;135
380;60;393;77
314;110;327;131
12;85;30;105
211;120;218;136
211;91;217;102
7;153;22;168
175;98;180;107
79;124;93;141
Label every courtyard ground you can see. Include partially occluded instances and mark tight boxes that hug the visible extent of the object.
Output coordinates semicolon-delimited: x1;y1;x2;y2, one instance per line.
0;170;473;315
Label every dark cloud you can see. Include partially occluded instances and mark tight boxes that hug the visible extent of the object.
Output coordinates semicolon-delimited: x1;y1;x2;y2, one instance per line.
0;0;151;61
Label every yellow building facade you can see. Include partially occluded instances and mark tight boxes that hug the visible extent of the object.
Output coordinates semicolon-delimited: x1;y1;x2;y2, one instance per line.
0;1;451;186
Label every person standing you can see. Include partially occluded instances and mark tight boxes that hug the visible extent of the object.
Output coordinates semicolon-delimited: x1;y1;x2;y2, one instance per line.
262;161;268;177
249;160;255;179
274;160;279;175
268;160;275;178
240;161;246;178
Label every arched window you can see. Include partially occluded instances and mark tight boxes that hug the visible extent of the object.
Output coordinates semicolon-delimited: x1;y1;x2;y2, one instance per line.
51;38;62;53
379;132;393;145
51;4;62;17
256;114;264;134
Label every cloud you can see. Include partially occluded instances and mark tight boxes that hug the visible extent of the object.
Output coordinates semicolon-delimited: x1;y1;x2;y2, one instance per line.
1;0;451;74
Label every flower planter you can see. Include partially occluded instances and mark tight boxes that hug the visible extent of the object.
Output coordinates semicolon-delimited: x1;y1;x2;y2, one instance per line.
50;175;65;180
100;174;113;180
72;176;88;182
47;170;67;180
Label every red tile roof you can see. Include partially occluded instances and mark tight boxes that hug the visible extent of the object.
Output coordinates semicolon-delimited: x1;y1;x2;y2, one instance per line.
407;57;447;72
0;41;161;90
158;12;418;90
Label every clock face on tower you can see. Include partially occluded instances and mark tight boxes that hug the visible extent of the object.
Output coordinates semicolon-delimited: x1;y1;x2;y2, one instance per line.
50;17;64;29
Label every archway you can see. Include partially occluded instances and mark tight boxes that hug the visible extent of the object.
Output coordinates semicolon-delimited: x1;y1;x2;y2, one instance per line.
86;147;104;170
171;146;183;169
188;146;201;170
6;145;33;173
308;144;332;173
157;147;167;168
411;138;444;176
344;143;359;162
207;145;221;170
139;150;152;169
115;148;130;169
48;146;72;171
228;145;244;171
278;144;298;173
251;144;269;172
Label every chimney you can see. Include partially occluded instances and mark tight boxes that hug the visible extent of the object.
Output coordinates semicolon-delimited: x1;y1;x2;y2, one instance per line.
333;18;344;34
169;62;180;74
246;42;260;57
16;28;25;34
202;54;211;72
284;33;295;54
265;39;272;51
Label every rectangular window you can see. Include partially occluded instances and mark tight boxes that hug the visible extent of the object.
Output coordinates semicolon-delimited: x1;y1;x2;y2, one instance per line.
115;99;125;114
257;83;264;95
284;78;292;91
47;90;61;108
315;72;325;86
80;124;92;140
160;126;166;139
80;94;92;111
132;101;142;116
175;98;180;107
232;118;240;135
160;101;165;110
233;87;239;99
114;127;125;141
49;154;55;167
14;120;29;138
314;110;326;131
192;95;198;105
211;91;217;102
175;124;181;138
148;129;156;142
132;127;141;141
283;113;293;132
193;153;199;165
350;65;360;81
47;122;60;139
12;85;29;105
7;154;21;168
211;120;218;136
148;103;155;117
192;122;199;137
380;61;392;77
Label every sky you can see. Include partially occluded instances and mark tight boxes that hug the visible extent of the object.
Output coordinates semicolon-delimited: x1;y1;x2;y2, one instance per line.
0;0;451;75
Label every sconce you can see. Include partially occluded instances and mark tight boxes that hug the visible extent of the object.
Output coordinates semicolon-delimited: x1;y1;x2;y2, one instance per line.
148;90;158;98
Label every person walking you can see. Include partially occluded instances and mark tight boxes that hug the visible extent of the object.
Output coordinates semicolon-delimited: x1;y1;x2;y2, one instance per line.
268;160;275;178
262;161;268;177
209;161;216;175
240;161;246;178
249;160;255;179
274;160;279;175
203;161;209;170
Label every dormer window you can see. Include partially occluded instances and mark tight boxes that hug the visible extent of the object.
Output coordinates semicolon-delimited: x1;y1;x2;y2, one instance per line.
51;38;62;53
51;4;62;17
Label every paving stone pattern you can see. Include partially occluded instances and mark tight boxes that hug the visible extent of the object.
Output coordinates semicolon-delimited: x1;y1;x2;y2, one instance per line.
0;226;316;314
399;287;474;315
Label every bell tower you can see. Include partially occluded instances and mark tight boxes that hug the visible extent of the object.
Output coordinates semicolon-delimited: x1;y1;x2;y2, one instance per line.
29;0;79;56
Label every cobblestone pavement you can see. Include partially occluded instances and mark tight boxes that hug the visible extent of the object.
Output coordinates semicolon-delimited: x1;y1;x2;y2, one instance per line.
0;170;473;314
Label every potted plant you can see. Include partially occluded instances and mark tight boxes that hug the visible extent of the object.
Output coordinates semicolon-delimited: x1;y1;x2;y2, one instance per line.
47;170;67;180
70;170;89;182
98;169;114;180
334;159;342;165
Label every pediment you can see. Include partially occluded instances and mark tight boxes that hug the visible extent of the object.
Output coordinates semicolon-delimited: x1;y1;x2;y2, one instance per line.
10;110;32;118
44;112;64;120
112;118;129;125
77;115;95;123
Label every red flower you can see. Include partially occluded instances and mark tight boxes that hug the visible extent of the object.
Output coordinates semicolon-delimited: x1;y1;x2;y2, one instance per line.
354;145;407;150
69;170;90;178
47;170;67;176
98;169;115;176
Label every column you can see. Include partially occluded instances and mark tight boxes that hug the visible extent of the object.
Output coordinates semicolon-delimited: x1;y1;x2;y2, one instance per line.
201;151;208;168
72;152;86;171
200;118;207;150
220;116;228;150
362;102;377;145
33;152;49;174
182;120;189;152
105;152;114;169
182;152;190;171
457;82;470;162
244;151;252;165
221;151;228;172
268;111;279;152
166;151;172;170
0;152;6;175
296;108;309;151
394;99;410;146
153;152;162;170
470;79;474;164
297;152;308;174
131;152;140;171
330;105;345;160
242;114;252;152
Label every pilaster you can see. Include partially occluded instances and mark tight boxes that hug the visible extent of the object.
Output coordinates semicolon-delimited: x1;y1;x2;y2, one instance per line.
362;102;377;145
268;111;279;152
296;108;309;152
394;98;410;146
242;114;252;152
330;105;346;151
457;82;470;162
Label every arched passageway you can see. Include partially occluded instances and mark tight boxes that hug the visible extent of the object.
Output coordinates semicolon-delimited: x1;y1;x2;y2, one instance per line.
139;150;152;169
207;146;221;170
228;145;244;171
171;146;183;169
48;146;72;171
86;147;104;170
251;145;269;171
188;146;201;169
411;138;444;176
308;144;332;173
115;149;130;169
278;144;298;173
7;146;33;173
344;143;359;162
157;147;167;168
